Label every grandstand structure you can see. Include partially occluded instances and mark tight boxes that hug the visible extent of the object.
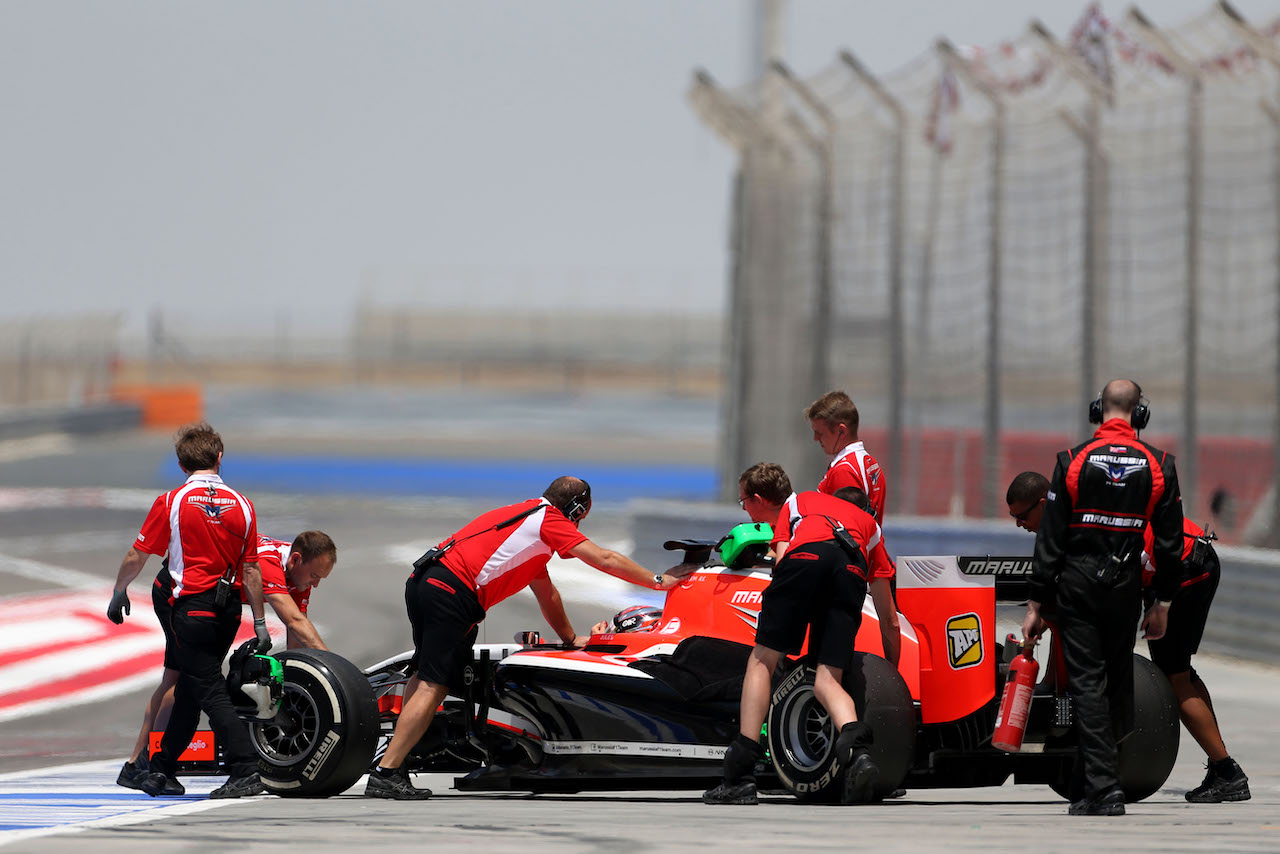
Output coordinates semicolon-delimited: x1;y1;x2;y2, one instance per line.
691;1;1280;545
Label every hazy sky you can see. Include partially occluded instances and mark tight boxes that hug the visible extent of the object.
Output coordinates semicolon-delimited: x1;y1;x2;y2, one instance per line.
3;1;1273;338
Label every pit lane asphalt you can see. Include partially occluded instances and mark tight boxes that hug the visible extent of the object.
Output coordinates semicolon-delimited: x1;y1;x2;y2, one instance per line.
2;434;1278;852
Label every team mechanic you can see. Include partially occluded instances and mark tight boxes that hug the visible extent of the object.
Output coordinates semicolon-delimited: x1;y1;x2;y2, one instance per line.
703;463;881;806
366;476;680;799
1007;471;1250;803
1139;518;1251;801
1022;380;1183;817
113;531;338;791
806;391;900;666
107;423;271;799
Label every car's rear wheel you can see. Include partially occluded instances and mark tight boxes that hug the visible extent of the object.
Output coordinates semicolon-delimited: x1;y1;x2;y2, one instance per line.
252;649;380;797
767;653;915;802
1048;653;1179;802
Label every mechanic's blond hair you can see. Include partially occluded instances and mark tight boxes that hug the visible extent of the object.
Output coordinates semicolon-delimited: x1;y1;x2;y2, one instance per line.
739;463;792;506
805;390;859;436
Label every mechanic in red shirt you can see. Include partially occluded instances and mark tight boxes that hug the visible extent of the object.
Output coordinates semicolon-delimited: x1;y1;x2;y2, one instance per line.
704;463;878;806
113;530;338;791
1138;519;1250;802
807;390;886;520
774;484;901;666
106;423;269;799
365;476;679;799
1022;380;1183;816
806;391;900;661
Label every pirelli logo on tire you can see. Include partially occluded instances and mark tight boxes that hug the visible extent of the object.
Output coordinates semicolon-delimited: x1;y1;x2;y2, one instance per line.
946;613;983;669
303;731;342;780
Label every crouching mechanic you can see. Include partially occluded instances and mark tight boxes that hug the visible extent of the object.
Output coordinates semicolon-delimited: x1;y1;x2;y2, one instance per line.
366;476;680;799
1139;519;1249;802
112;531;338;791
704;463;882;806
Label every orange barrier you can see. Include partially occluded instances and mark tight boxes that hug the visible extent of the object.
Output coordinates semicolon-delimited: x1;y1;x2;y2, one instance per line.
110;383;204;429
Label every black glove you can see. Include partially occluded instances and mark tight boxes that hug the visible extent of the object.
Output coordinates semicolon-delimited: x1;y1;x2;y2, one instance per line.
107;589;130;624
253;618;272;654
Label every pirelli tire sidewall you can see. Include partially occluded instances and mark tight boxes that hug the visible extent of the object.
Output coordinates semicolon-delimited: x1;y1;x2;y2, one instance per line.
252;649;380;797
766;654;915;803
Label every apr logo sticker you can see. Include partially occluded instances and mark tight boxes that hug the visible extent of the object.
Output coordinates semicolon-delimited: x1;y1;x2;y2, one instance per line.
946;613;983;669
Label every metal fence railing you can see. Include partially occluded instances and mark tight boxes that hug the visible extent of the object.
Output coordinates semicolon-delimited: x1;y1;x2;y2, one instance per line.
691;1;1280;547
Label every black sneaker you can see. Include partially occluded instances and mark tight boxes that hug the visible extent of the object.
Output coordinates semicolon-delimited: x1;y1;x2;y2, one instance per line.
841;752;879;804
1068;787;1124;816
139;771;186;797
1186;762;1251;803
702;779;758;805
364;767;432;800
210;773;266;799
116;757;149;790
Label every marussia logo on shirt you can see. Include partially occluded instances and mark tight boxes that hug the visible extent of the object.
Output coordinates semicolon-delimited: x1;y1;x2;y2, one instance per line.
1088;454;1147;484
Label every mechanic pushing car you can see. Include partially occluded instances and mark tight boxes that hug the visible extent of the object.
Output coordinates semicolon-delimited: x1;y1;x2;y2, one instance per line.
366;475;680;799
807;391;901;667
106;422;270;799
1007;471;1250;804
703;463;884;806
1021;380;1184;817
114;530;338;791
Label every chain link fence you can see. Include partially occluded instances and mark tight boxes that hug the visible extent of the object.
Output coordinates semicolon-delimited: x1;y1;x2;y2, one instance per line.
692;1;1280;546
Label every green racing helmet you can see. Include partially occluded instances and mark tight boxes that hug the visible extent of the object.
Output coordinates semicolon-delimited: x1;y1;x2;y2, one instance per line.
717;521;773;569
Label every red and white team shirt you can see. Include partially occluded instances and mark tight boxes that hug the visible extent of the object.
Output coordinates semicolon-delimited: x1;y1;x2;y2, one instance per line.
253;535;311;613
134;473;258;598
772;491;894;580
435;498;587;612
818;441;886;520
1140;517;1211;591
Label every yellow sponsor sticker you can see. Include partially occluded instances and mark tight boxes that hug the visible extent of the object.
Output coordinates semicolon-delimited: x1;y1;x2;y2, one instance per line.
946;613;983;669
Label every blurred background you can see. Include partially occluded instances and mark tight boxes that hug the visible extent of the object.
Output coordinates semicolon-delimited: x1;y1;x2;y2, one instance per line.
5;0;1280;544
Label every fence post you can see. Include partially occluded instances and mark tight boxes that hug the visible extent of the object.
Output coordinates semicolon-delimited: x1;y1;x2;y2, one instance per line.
1031;21;1114;431
771;60;835;426
939;39;1005;518
1219;0;1280;545
839;49;909;514
1128;6;1201;514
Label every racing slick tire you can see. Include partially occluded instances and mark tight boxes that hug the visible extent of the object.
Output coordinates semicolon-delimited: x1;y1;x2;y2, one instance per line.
251;649;380;797
1048;653;1179;803
767;653;915;803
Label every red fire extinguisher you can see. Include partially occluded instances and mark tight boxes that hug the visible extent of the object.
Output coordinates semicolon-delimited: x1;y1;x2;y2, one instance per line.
992;635;1039;752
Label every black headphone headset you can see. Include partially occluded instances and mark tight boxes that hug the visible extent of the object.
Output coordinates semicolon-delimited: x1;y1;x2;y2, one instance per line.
563;480;592;522
1089;382;1150;430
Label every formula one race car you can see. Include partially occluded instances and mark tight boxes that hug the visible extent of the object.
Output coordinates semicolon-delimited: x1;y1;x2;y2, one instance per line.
209;523;1178;801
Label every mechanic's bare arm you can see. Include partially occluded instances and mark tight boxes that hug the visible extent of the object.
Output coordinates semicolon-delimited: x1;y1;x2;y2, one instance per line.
241;560;265;622
265;592;327;650
769;540;789;561
529;574;583;647
1022;600;1046;642
569;540;678;590
113;547;150;593
869;577;901;667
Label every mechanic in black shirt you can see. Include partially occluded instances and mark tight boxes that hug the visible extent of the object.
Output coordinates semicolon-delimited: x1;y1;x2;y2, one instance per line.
1021;380;1183;817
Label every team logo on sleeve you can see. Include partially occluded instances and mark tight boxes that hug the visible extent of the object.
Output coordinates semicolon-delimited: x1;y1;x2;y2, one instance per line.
946;613;983;669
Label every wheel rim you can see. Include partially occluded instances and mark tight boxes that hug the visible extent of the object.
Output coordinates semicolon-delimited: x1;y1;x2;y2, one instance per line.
777;683;833;772
251;680;322;766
